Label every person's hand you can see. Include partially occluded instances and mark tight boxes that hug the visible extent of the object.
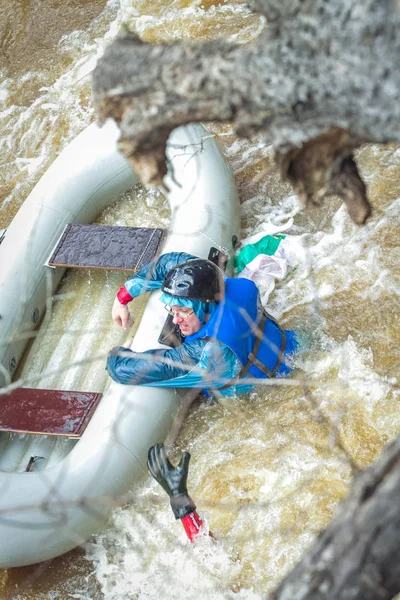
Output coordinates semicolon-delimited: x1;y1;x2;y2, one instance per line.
147;443;196;519
112;296;133;329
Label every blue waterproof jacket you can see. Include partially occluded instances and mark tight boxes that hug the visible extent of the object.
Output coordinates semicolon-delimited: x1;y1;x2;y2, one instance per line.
107;252;298;396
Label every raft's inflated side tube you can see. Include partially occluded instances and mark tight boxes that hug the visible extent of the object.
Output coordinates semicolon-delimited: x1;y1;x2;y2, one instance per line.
0;121;240;567
0;120;139;387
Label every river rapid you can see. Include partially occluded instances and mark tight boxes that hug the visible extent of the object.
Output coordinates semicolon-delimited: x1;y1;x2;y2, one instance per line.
0;1;399;598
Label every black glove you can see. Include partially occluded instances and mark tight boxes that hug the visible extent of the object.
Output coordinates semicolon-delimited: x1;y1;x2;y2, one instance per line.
147;443;196;519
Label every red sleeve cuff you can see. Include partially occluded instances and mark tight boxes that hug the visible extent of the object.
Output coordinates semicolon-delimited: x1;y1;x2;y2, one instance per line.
117;286;134;305
181;511;204;542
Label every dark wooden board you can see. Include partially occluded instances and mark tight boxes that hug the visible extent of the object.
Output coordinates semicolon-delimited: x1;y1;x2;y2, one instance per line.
48;224;165;271
0;388;102;437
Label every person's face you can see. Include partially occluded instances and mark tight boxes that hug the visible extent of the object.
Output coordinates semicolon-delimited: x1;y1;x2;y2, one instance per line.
170;306;202;336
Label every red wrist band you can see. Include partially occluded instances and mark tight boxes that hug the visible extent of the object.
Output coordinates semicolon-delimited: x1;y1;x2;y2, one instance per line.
117;286;134;305
181;511;204;542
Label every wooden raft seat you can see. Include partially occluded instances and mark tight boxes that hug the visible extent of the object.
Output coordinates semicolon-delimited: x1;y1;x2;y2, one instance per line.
0;388;102;437
48;224;165;271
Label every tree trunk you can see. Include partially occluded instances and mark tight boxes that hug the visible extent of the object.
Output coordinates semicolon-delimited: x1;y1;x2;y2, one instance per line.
268;435;400;600
92;0;400;224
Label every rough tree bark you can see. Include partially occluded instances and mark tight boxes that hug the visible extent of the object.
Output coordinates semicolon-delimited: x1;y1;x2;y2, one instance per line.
92;0;400;224
268;435;400;600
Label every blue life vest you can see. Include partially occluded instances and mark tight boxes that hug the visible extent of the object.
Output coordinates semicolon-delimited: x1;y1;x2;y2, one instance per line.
186;277;298;381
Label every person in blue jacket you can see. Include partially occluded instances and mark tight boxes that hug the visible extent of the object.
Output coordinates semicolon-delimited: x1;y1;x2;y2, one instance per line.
107;252;299;397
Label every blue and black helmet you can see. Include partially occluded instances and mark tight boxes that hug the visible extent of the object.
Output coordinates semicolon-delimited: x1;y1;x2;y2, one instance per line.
162;259;224;303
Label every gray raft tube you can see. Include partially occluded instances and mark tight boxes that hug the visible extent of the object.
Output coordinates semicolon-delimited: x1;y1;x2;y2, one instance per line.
0;120;240;567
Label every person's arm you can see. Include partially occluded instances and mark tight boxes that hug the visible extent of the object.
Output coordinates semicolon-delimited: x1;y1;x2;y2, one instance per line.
147;443;210;542
112;252;196;328
106;339;248;392
106;341;202;386
124;252;196;298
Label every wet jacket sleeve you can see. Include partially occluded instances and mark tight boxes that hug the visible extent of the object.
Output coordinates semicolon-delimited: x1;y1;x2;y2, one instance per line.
107;340;207;386
106;339;249;394
123;252;197;299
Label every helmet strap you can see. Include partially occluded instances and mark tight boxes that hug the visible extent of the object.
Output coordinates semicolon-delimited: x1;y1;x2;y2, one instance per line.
203;303;210;324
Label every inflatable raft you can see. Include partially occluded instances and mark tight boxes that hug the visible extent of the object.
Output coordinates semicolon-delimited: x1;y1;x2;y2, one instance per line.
0;120;240;567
